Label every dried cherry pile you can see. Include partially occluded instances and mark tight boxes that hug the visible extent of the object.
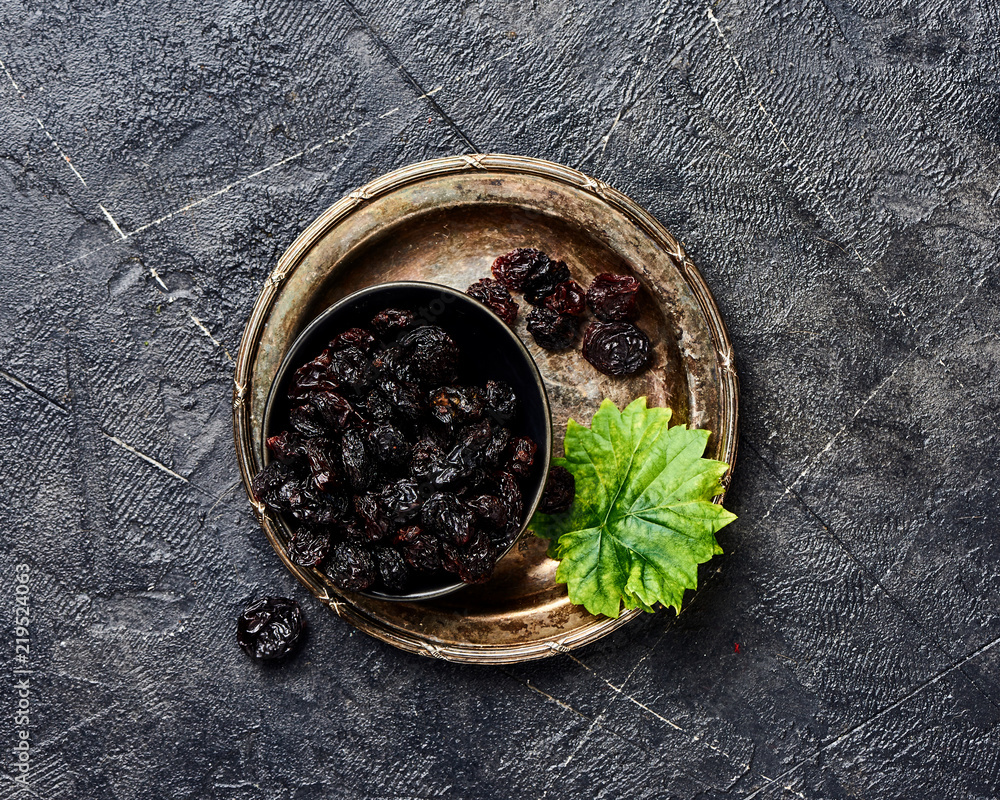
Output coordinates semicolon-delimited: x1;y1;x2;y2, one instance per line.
465;247;651;378
252;308;539;594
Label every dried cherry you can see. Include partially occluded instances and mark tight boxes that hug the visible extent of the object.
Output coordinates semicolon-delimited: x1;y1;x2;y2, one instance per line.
374;547;410;592
483;380;518;423
371;308;417;337
466;278;519;326
326;542;376;591
586;273;641;321
523;259;571;306
539;465;575;513
507;436;538;479
287;527;331;567
543;280;586;316
236;597;305;661
526;306;579;351
582;321;651;377
491;247;549;291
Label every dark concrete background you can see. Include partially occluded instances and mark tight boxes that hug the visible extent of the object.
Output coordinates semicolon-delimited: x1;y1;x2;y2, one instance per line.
1;0;998;797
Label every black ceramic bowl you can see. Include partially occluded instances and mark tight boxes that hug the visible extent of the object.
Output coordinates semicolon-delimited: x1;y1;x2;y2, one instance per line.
262;281;553;602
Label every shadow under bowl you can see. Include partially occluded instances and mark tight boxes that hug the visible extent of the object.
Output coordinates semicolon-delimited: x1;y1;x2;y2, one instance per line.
262;281;553;602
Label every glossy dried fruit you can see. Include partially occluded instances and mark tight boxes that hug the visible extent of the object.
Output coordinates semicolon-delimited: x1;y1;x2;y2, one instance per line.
543;280;586;316
309;391;358;432
400;531;442;573
496;471;524;539
287;486;347;528
301;437;343;493
367;424;411;471
539;465;575;513
379;479;422;522
586;273;641;321
420;492;475;545
288;403;327;437
251;462;298;511
236;597;305;661
327;345;371;394
329;327;375;354
466;278;519;325
354;493;391;543
526;306;579;351
507;436;538;479
582;321;652;377
374;547;410;592
286;526;332;567
326;542;376;591
429;386;484;428
266;431;305;465
371;308;417;337
491;247;550;291
466;494;509;532
341;428;374;491
398;325;459;386
441;531;496;584
288;351;338;401
523;259;571;306
483;380;518;423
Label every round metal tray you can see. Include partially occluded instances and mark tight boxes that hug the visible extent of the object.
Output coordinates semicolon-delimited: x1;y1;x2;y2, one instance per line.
233;153;738;664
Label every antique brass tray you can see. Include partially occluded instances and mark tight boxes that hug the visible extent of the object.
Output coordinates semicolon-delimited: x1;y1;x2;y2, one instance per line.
233;154;738;664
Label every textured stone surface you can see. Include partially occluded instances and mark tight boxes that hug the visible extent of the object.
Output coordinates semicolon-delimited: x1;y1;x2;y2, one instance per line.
1;0;999;798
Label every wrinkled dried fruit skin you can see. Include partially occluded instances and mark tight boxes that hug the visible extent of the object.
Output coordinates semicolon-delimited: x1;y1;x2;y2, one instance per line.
367;424;411;471
379;479;423;522
467;494;509;532
326;542;376;591
266;431;305;464
441;531;496;584
301;437;343;493
288;351;339;401
341;428;375;491
526;306;580;351
329;327;375;353
327;345;371;393
496;471;524;540
466;278;519;325
582;321;652;377
491;247;550;291
586;273;641;321
543;280;587;316
539;465;576;513
507;436;538;478
371;308;417;337
309;391;357;432
400;532;442;572
287;526;332;567
252;462;298;510
354;493;391;543
483;380;518;423
523;259;571;306
421;492;475;545
397;326;459;386
288;403;327;437
428;386;484;428
374;547;410;592
236;597;305;661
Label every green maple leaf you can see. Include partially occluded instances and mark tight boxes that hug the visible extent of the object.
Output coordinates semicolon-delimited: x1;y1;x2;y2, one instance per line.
531;397;737;619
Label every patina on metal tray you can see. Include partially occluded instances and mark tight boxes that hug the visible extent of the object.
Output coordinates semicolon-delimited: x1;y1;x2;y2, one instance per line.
233;154;739;664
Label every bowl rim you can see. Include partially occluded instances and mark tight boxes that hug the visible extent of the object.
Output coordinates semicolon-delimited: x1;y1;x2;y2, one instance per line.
260;279;553;602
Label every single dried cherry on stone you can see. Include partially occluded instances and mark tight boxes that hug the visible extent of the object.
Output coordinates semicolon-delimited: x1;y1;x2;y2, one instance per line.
526;306;580;351
286;526;332;567
586;273;641;321
371;308;417;337
491;247;550;291
539;465;575;514
523;259;571;306
236;597;305;661
543;280;587;316
582;321;652;377
466;278;519;326
326;542;376;591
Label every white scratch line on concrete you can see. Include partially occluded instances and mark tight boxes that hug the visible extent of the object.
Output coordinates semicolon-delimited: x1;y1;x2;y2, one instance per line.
190;315;234;363
102;431;189;484
379;106;400;118
0;56;89;188
99;204;127;240
417;84;443;100
149;267;169;292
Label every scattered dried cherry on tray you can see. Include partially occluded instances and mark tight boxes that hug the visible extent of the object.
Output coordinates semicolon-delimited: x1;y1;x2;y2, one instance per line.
582;321;652;377
522;259;571;306
466;278;519;326
236;597;306;661
491;247;550;291
543;280;586;316
586;273;641;321
526;307;580;351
